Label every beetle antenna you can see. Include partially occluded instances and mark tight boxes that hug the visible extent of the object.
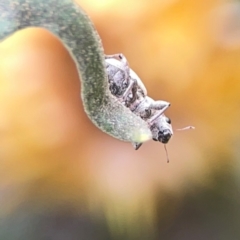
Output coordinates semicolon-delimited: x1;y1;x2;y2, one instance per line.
176;126;195;131
164;144;170;163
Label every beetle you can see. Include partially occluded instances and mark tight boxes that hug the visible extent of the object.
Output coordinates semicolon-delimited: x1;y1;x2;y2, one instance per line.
105;54;173;149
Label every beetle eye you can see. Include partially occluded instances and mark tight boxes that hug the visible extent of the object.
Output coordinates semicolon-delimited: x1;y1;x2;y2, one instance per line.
145;109;151;118
165;117;171;124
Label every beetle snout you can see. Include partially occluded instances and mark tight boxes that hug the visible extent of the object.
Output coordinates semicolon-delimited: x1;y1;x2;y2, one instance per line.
158;129;172;144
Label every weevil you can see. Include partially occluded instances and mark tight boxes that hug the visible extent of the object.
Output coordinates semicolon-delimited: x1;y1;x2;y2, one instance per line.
105;54;173;149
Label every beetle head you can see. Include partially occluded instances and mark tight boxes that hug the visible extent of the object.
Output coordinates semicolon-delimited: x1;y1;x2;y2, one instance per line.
151;115;173;144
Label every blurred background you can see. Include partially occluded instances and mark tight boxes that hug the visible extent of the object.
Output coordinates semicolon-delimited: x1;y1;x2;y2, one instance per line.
1;0;240;239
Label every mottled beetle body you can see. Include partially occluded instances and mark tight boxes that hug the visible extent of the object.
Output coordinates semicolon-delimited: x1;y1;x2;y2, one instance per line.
105;55;130;98
105;54;173;149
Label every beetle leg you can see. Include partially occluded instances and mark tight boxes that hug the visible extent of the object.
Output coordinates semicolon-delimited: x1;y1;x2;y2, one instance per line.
147;103;170;124
129;69;147;96
148;100;170;111
105;53;126;62
105;54;129;71
122;77;138;101
136;98;169;119
132;142;143;150
105;54;121;60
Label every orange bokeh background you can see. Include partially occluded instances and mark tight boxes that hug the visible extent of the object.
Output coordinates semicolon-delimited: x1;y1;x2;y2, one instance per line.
1;0;240;239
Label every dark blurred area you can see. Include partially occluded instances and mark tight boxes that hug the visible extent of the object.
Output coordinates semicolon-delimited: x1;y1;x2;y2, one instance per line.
1;0;240;239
